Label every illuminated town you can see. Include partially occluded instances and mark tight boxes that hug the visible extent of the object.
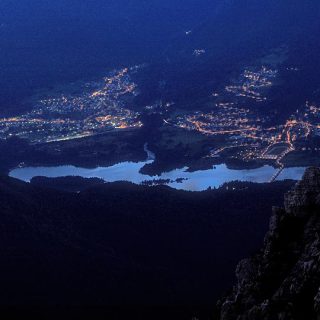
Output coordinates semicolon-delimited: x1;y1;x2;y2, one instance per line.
0;67;143;143
0;64;320;176
166;66;320;179
224;66;277;102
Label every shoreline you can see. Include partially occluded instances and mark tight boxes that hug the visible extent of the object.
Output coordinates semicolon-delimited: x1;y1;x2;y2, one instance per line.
9;161;307;192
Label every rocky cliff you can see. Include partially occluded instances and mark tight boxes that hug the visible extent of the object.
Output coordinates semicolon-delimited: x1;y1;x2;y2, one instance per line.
217;167;320;320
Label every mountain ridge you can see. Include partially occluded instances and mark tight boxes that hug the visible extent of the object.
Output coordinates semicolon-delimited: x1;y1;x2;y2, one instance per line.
217;167;320;319
0;174;293;318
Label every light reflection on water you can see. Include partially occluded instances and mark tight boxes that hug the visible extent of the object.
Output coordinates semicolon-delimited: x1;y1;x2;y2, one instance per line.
9;161;306;191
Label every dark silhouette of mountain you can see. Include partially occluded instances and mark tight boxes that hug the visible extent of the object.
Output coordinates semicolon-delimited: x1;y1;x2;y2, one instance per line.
0;175;293;318
216;167;320;319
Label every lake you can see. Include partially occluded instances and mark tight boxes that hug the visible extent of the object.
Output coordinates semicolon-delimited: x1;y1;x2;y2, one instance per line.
9;161;306;191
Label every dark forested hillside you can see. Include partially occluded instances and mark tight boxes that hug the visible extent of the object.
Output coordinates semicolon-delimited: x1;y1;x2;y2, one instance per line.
216;168;320;320
2;0;320;117
0;0;221;115
0;176;293;318
138;0;320;119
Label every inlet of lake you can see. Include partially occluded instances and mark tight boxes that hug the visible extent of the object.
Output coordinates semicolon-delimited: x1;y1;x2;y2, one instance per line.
9;160;307;192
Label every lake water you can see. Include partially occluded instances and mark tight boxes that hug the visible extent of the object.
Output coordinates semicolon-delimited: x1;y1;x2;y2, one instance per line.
9;160;307;192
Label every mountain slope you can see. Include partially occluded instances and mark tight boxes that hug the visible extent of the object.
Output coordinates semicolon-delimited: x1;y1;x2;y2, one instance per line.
0;175;292;318
217;167;320;319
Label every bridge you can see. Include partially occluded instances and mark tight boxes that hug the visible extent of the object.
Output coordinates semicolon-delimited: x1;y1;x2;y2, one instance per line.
269;166;284;183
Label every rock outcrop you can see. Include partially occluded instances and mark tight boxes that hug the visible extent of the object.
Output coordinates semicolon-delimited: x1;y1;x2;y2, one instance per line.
216;167;320;320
